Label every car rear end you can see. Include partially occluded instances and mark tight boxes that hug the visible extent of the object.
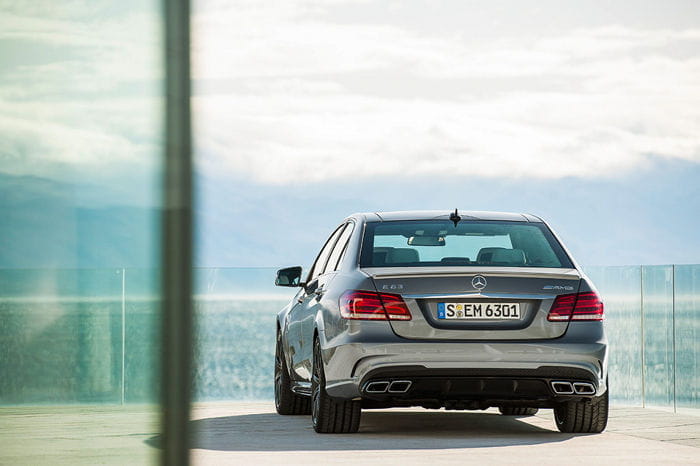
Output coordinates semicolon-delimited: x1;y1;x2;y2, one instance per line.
354;267;606;407
323;212;608;432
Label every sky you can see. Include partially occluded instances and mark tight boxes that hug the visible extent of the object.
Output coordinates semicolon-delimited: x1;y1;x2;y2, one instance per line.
1;0;699;268
193;0;700;184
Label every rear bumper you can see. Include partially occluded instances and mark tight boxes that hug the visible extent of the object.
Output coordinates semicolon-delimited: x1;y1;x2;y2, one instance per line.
322;330;607;401
356;366;603;409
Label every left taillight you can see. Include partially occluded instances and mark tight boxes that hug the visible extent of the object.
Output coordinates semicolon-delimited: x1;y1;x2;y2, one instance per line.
339;290;412;321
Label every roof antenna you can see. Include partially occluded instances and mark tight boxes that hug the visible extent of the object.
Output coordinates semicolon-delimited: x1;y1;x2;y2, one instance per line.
449;208;461;227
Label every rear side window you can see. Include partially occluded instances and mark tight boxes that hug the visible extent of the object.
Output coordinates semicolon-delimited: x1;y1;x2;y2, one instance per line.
324;222;354;274
308;224;345;281
360;220;573;268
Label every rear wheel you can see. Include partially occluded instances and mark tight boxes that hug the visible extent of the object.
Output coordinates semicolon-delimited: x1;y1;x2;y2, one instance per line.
274;331;311;415
499;407;539;416
554;389;609;433
311;338;361;433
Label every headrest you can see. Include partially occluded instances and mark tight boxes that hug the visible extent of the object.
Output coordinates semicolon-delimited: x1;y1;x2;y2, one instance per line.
372;253;384;265
372;247;394;266
386;248;419;264
491;248;526;265
477;247;508;262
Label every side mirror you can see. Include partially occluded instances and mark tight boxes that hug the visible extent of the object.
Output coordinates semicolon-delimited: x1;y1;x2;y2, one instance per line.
275;266;303;287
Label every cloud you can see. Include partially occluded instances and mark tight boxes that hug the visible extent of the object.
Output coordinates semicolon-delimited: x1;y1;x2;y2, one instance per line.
0;98;160;178
0;1;162;187
191;1;700;183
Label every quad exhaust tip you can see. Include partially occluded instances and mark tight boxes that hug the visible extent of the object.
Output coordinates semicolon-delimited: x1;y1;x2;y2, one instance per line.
551;381;574;394
364;380;412;394
573;382;596;394
388;380;412;393
551;381;596;395
365;381;390;393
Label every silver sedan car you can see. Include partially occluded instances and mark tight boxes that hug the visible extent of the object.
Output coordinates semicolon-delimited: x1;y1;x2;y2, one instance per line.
274;210;608;434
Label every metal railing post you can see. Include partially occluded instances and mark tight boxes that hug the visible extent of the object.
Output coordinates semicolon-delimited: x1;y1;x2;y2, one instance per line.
640;266;645;408
671;264;677;413
121;267;126;405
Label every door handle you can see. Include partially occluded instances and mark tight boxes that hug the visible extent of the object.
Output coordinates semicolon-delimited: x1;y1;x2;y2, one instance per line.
314;287;325;298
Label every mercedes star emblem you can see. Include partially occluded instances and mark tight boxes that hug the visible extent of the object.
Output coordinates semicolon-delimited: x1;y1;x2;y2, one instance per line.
471;275;487;291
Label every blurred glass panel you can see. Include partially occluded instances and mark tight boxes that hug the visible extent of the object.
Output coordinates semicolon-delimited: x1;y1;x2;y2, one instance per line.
124;268;161;403
641;265;675;408
0;0;163;463
0;268;123;403
674;265;700;411
193;268;294;400
584;266;642;405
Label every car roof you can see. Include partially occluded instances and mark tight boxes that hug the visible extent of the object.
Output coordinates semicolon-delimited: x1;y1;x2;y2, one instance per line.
348;210;543;223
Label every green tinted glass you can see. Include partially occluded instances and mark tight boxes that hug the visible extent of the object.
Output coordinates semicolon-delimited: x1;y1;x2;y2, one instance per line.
0;1;163;463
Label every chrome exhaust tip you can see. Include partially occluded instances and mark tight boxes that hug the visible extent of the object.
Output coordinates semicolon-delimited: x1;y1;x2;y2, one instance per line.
387;380;412;393
573;382;596;395
551;381;575;395
364;381;389;393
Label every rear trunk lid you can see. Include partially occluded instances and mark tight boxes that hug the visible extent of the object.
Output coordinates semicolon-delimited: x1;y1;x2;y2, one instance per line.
367;266;581;340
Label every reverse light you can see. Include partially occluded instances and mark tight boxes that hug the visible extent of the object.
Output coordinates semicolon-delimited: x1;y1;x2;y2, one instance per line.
339;290;412;321
547;292;604;322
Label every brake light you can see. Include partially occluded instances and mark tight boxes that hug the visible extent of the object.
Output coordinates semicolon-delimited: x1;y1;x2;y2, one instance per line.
380;293;412;320
547;294;576;321
569;292;605;321
339;290;412;321
547;292;604;322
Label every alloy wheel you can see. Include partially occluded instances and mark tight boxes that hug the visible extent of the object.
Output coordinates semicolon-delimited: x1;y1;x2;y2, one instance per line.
311;341;322;426
274;334;283;410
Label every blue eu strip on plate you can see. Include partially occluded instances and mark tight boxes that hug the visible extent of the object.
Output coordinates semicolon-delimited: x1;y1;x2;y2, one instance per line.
437;302;445;319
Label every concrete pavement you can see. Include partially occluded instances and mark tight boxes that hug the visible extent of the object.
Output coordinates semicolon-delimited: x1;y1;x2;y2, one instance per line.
0;402;698;465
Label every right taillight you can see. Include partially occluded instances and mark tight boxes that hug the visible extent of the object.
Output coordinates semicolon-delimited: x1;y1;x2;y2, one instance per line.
547;292;604;322
339;290;412;321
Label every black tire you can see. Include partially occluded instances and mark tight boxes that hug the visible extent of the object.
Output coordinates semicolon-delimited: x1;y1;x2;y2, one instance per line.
311;338;361;433
499;407;539;416
275;331;311;415
554;389;609;433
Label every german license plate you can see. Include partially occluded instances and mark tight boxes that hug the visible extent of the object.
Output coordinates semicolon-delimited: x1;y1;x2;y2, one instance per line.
437;302;521;320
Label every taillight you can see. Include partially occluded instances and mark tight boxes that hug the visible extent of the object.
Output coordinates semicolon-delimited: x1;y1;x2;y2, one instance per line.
547;294;577;321
339;290;412;321
569;292;605;321
547;292;604;322
379;293;412;320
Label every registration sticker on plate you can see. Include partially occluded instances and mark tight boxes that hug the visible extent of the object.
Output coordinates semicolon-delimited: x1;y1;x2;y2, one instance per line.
437;302;521;320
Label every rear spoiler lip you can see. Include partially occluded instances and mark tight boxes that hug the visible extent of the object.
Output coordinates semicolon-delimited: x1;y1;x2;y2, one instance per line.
364;267;581;281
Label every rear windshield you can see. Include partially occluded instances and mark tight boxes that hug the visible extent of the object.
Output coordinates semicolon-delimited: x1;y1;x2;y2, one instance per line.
360;220;573;268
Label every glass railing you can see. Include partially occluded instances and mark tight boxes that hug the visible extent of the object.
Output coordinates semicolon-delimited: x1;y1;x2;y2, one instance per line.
1;266;698;411
583;265;699;412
